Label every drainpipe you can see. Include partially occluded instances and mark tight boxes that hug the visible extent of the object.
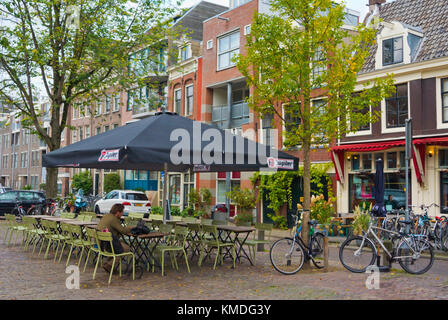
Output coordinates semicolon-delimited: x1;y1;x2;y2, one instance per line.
225;82;232;219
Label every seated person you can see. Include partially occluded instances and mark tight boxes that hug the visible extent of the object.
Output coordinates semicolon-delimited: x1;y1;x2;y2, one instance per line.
97;203;132;272
385;195;399;211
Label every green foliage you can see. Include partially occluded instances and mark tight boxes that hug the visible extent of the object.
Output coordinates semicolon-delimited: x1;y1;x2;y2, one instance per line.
38;183;46;191
267;213;288;230
310;194;334;225
226;187;256;212
181;207;194;217
171;207;181;216
235;211;253;225
103;173;121;194
71;171;93;195
0;0;181;198
352;203;372;236
251;163;333;213
188;188;212;213
22;185;32;190
151;206;163;215
134;187;145;193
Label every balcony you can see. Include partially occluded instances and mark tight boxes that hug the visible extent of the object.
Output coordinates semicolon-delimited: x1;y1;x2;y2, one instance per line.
212;102;250;129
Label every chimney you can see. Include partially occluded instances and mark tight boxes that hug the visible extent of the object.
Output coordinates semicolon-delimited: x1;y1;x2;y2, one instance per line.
369;0;386;12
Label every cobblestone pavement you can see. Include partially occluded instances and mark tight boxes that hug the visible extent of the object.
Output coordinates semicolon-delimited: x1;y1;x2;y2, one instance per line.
1;224;448;300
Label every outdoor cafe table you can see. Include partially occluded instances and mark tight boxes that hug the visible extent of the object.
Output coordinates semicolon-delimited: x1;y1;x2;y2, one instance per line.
121;232;167;275
175;222;256;266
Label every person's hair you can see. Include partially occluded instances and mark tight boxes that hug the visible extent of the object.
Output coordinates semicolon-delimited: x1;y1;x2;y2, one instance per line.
110;203;124;215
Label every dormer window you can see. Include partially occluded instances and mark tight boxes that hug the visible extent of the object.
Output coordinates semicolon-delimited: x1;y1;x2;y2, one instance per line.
382;36;403;66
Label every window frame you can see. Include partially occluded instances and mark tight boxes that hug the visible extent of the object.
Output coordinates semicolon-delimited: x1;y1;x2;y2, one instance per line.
442;78;448;123
382;36;404;66
385;83;408;129
174;88;182;114
217;30;240;71
185;84;194;116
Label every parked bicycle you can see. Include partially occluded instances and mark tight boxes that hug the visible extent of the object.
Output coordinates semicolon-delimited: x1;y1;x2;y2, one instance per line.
270;210;325;275
339;215;434;275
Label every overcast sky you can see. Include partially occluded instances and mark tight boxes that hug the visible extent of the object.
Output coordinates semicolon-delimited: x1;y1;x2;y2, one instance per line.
181;0;370;20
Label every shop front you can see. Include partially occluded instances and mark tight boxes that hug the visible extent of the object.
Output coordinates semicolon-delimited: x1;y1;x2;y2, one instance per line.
331;137;448;217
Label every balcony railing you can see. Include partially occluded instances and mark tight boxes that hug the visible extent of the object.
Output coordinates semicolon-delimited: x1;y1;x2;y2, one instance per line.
212;102;249;129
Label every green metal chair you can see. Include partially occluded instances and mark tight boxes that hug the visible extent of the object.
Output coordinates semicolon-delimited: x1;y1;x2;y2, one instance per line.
200;218;213;225
22;216;46;253
186;222;204;258
63;224;92;267
124;217;139;228
94;231;135;285
151;219;163;231
4;214;27;246
155;226;190;276
243;223;273;265
83;227;101;272
199;224;236;270
40;220;68;261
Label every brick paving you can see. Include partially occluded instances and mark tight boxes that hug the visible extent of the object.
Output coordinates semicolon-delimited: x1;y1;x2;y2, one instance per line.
1;222;448;300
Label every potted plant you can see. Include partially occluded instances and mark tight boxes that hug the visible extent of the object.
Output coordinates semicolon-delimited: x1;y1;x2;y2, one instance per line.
310;194;334;236
351;203;371;244
226;187;256;226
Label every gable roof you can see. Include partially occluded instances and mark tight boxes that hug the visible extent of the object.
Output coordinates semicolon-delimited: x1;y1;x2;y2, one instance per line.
361;0;448;74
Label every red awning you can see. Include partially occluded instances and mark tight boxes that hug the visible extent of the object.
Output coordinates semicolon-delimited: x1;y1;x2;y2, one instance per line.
331;140;405;153
414;136;448;146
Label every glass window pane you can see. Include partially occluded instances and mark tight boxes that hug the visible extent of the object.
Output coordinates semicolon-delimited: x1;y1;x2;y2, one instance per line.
218;36;229;53
387;152;397;169
440;149;448;168
394;37;403;50
441;172;448;213
443;107;448;123
351;154;360;171
383;39;393;64
362;154;372;170
218;52;229;68
443;94;448;107
443;79;448;93
230;32;240;49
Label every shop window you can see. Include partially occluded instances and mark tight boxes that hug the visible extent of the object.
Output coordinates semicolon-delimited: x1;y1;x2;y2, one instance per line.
351;154;360;171
362;154;372;170
441;172;448;213
169;174;181;205
439;149;448;168
387;152;397;169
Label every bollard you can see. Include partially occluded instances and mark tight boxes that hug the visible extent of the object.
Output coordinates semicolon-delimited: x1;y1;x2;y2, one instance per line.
323;236;329;272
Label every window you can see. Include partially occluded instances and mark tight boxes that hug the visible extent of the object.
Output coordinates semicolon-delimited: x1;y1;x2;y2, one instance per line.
362;154;372;170
439;149;448;168
351;154;360;171
180;45;191;61
442;79;448;123
283;103;301;148
185;85;193;116
261;113;274;147
344;12;359;26
113;94;120;112
12;153;17;168
387;152;397;169
113;123;119;129
104;125;109;132
383;37;403;66
174;88;181;114
206;40;213;50
244;24;251;35
386;83;408;128
218;31;239;70
217;179;240;203
96;101;102;115
2;155;8;169
79;127;83;141
182;171;195;209
85;126;90;139
20;152;28;168
105;96;111;113
312;46;326;81
96;127;101;135
72;130;77;143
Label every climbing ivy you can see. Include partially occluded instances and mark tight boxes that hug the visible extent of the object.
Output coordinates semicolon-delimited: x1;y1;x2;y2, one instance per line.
251;163;334;214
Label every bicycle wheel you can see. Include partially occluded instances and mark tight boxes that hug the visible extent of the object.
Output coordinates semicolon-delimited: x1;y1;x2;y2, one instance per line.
270;238;305;275
310;232;325;268
397;238;434;274
339;236;376;273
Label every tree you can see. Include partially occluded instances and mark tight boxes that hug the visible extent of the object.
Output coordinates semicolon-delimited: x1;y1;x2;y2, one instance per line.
237;0;395;249
71;170;93;194
0;0;180;197
103;172;121;194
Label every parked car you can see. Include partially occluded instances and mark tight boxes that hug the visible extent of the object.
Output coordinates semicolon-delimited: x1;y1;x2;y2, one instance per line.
0;186;12;194
0;190;46;216
94;190;151;216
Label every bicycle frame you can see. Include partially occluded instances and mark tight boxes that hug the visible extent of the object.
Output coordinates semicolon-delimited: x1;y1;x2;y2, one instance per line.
356;221;425;261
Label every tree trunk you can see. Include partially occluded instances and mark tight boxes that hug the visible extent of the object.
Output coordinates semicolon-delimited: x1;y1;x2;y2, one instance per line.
301;140;311;269
46;167;58;199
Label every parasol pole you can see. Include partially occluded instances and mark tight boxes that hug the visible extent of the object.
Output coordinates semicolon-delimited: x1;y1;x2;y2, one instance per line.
162;162;168;224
